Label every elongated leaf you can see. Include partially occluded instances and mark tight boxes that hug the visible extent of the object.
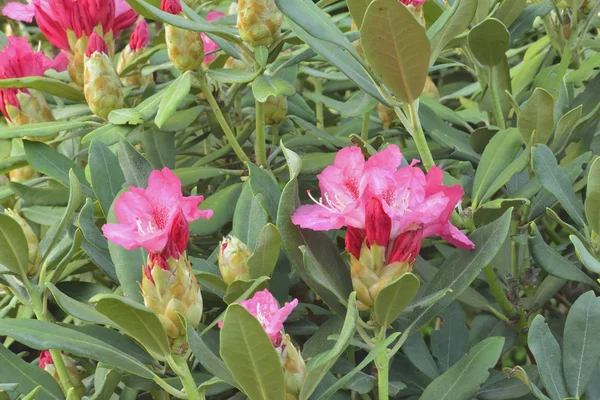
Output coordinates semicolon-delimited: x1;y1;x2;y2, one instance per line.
585;157;600;234
563;291;600;398
246;224;281;279
118;136;154;189
155;71;192;128
89;140;126;216
0;214;29;278
402;333;440;380
0;76;85;101
494;0;527;26
532;144;586;228
47;283;113;326
347;0;371;29
519;88;555;145
431;302;469;372
420;337;505;400
247;162;281;220
570;235;600;274
220;304;286;400
189;183;243;236
0;319;154;378
361;0;430;103
187;323;236;386
373;273;420;328
0;344;64;400
428;0;478;66
468;18;510;67
0;121;92;139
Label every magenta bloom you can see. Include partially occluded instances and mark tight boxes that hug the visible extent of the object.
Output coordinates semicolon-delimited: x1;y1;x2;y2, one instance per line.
293;145;474;262
221;289;298;347
0;36;68;120
201;11;224;64
3;0;137;50
129;19;150;51
38;350;53;369
102;168;213;254
161;0;182;15
400;0;427;5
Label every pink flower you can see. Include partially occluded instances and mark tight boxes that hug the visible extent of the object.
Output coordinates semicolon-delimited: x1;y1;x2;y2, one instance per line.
400;0;427;5
129;19;150;51
201;11;224;64
161;0;182;15
3;0;137;50
102;168;213;254
85;32;109;57
38;350;53;369
0;36;68;120
220;289;298;347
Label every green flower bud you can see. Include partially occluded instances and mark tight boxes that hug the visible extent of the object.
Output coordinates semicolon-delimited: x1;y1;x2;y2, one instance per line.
278;334;306;400
218;235;251;285
117;46;154;88
238;0;284;47
5;209;40;275
376;104;397;130
165;24;205;72
264;95;288;125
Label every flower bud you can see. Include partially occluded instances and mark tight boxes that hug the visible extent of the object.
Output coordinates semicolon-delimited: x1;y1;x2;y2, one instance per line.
68;36;88;88
84;33;125;120
162;0;205;71
423;76;439;102
9;166;37;182
141;252;203;348
117;19;153;87
5;209;40;275
218;236;251;284
264;95;288;125
228;2;239;15
376;104;397;129
237;0;284;47
39;351;84;396
278;335;307;400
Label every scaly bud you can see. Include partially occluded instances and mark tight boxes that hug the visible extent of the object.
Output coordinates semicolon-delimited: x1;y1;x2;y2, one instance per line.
264;95;288;125
278;335;307;400
5;209;40;275
218;236;251;284
117;19;153;87
162;0;205;71
237;0;283;47
84;33;124;119
376;104;397;129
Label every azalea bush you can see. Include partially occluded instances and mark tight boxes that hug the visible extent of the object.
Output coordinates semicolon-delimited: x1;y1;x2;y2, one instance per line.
0;0;599;399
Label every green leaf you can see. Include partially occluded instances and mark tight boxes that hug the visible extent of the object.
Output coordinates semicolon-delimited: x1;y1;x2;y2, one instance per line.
90;294;171;360
585;157;600;234
141;130;175;169
246;224;281;279
402;333;440;380
91;367;121;400
108;108;144;126
347;0;371;29
469;315;516;356
0;344;63;400
420;337;505;400
81;124;133;147
189;183;243;236
155;71;192;128
562;291;600;398
404;209;512;330
0;214;29;278
570;235;600;274
187;323;236;386
247;162;281;220
518;88;555;145
428;0;478;66
472;128;523;208
494;0;527;27
0;319;154;378
431;302;469;372
361;0;430;103
206;68;257;84
89;140;126;216
340;91;378;118
529;223;599;289
232;182;269;249
47;283;113;325
0;76;85;101
373;273;420;328
300;293;357;400
0;121;92;140
252;75;295;102
468;18;510;67
118;137;154;189
551;105;582;152
223;277;270;305
23;140;93;197
220;304;286;400
532;145;586;228
118;44;166;77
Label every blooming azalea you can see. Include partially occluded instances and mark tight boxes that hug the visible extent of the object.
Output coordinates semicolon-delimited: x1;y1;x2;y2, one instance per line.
102;168;213;254
202;11;224;64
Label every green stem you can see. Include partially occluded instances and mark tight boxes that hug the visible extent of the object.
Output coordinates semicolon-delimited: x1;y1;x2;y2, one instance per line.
314;79;324;128
488;66;506;129
169;355;200;400
196;73;250;164
406;101;435;171
510;221;519;278
255;100;267;167
375;328;389;400
361;112;370;141
271;124;281;146
153;375;188;399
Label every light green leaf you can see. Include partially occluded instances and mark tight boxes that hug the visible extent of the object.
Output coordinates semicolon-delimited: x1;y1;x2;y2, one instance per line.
155;71;192;128
347;0;371;29
570;235;600;274
187;322;236;386
373;273;420;328
252;75;296;102
89;140;126;216
206;68;257;83
0;121;92;140
0;76;85;101
585;157;600;234
468;18;510;67
246;224;281;279
518;88;555;145
189;183;243;236
0;213;29;278
47;283;113;326
428;0;478;66
108;108;144;126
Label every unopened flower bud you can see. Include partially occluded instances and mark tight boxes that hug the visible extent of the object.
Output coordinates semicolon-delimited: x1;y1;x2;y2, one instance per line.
162;0;205;71
84;33;125;120
423;76;439;101
218;236;251;284
264;95;288;125
376;104;397;129
39;351;84;396
237;0;283;47
278;335;306;400
5;209;40;275
117;19;153;87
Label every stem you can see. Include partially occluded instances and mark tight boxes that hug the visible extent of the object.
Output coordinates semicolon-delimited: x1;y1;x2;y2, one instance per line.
314;79;324;128
196;72;250;164
510;221;519;278
488;66;506;129
169;355;200;400
255;100;267;167
271;124;281;146
361;112;370;141
375;328;389;400
406;101;435;171
153;375;188;399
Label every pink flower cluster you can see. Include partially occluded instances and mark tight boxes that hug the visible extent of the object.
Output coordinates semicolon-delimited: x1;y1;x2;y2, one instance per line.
0;37;68;120
202;11;224;65
220;289;298;347
3;0;137;50
400;0;427;6
129;19;150;52
292;146;474;263
102;168;213;262
38;350;53;369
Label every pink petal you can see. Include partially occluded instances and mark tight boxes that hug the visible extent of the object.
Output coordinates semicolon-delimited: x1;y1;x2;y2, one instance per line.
3;2;35;22
365;144;402;172
291;204;346;231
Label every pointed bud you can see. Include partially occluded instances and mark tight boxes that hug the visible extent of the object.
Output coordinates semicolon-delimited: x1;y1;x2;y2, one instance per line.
130;19;150;51
161;0;183;15
389;228;423;264
237;0;284;47
264;95;288;125
365;198;391;248
345;227;364;260
117;20;153;87
5;209;40;275
278;335;307;399
165;24;204;71
218;236;251;285
84;33;124;119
